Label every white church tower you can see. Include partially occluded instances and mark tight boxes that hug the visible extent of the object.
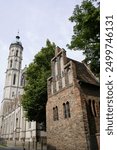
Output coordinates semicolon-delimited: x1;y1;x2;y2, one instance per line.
1;34;24;118
0;35;46;149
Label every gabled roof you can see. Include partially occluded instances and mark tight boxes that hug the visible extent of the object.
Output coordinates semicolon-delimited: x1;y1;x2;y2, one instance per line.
69;58;99;86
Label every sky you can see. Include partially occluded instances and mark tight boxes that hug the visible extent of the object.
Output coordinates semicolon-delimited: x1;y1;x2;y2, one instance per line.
0;0;84;102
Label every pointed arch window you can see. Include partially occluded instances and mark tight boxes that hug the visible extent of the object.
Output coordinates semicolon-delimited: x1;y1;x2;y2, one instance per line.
20;74;25;86
13;74;16;85
16;118;18;128
10;60;13;68
53;106;59;121
63;102;71;119
14;59;17;68
63;103;67;118
16;50;18;57
66;102;71;118
68;67;72;84
19;61;21;70
56;106;59;120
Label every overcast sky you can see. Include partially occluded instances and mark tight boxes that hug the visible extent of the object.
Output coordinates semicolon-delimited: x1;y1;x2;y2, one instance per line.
0;0;84;102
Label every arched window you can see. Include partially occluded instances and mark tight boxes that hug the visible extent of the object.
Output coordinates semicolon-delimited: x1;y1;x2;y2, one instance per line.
14;59;17;68
13;74;16;85
63;102;71;119
55;106;59;120
53;106;59;121
66;102;71;118
19;61;21;69
20;74;25;86
10;60;13;68
67;68;72;84
16;118;18;128
63;103;67;118
55;59;58;76
16;50;18;57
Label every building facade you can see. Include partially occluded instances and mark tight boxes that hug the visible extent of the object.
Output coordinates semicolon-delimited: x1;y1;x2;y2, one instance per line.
0;36;100;150
0;35;46;150
46;47;100;150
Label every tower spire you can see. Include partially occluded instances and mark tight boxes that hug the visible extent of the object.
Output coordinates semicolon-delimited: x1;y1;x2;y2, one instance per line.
16;30;20;41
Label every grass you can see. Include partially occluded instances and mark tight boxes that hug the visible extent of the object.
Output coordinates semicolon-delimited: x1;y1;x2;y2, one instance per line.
0;144;7;147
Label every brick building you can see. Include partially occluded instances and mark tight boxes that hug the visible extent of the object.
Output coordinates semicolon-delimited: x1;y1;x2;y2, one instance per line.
46;47;100;150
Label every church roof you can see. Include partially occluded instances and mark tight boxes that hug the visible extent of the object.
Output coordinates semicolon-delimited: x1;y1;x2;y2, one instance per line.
69;58;99;86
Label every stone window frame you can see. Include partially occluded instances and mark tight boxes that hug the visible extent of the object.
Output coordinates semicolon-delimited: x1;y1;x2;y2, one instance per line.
20;73;25;86
13;74;16;85
16;49;18;57
63;103;67;118
16;118;18;128
10;59;13;68
14;59;18;69
64;62;72;86
12;48;14;53
53;106;59;121
67;67;72;85
63;101;71;119
19;61;21;69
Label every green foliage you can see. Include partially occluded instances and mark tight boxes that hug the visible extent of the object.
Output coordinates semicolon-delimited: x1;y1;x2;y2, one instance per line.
67;0;100;76
22;40;55;126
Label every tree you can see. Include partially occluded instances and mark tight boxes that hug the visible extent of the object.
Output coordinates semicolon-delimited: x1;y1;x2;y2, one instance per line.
22;40;55;128
67;0;100;76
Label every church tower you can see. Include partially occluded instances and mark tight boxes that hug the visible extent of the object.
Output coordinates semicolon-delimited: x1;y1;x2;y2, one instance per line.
2;34;23;115
0;35;39;146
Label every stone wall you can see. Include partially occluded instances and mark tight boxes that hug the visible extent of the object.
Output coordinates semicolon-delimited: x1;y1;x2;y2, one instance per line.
46;47;100;150
46;86;89;150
